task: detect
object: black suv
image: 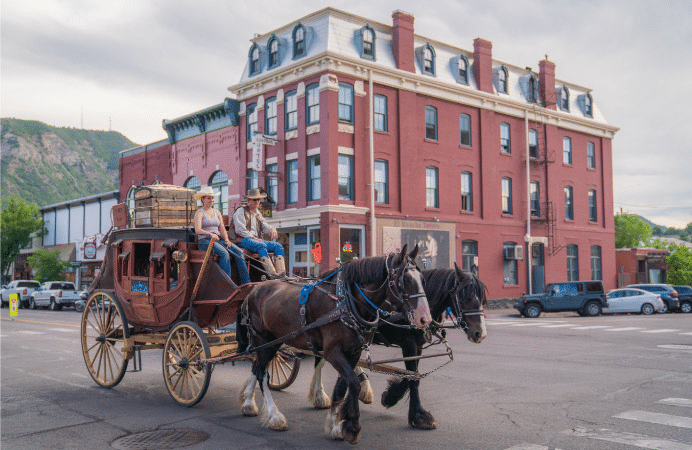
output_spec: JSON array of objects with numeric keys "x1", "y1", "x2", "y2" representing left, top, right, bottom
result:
[
  {"x1": 627, "y1": 284, "x2": 680, "y2": 313},
  {"x1": 515, "y1": 281, "x2": 607, "y2": 318},
  {"x1": 672, "y1": 285, "x2": 692, "y2": 313}
]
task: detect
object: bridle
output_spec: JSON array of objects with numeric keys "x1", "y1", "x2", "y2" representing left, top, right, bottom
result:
[
  {"x1": 383, "y1": 253, "x2": 427, "y2": 325},
  {"x1": 447, "y1": 279, "x2": 485, "y2": 333}
]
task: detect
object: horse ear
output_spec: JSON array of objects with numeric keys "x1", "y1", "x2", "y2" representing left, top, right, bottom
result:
[
  {"x1": 409, "y1": 243, "x2": 419, "y2": 260},
  {"x1": 454, "y1": 262, "x2": 463, "y2": 277}
]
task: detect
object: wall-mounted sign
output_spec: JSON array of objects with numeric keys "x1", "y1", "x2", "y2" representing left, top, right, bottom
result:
[{"x1": 84, "y1": 242, "x2": 97, "y2": 259}]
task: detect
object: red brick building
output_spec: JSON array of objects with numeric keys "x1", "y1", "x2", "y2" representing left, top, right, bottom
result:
[{"x1": 120, "y1": 8, "x2": 618, "y2": 298}]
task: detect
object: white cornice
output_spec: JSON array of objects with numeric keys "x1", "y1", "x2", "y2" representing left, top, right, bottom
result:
[{"x1": 265, "y1": 204, "x2": 369, "y2": 229}]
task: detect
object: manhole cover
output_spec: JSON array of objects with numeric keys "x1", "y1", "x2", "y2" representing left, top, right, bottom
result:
[{"x1": 112, "y1": 429, "x2": 210, "y2": 449}]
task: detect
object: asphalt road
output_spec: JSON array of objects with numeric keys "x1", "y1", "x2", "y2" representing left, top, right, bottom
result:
[{"x1": 1, "y1": 308, "x2": 691, "y2": 449}]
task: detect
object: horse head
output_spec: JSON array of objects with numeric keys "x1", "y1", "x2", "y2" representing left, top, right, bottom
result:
[
  {"x1": 452, "y1": 262, "x2": 487, "y2": 343},
  {"x1": 386, "y1": 244, "x2": 432, "y2": 329}
]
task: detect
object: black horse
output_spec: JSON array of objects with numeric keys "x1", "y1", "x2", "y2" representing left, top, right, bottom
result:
[
  {"x1": 307, "y1": 263, "x2": 487, "y2": 430},
  {"x1": 236, "y1": 245, "x2": 432, "y2": 444}
]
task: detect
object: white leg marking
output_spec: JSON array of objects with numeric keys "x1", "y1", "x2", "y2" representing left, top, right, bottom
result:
[
  {"x1": 324, "y1": 403, "x2": 344, "y2": 440},
  {"x1": 239, "y1": 373, "x2": 259, "y2": 416},
  {"x1": 260, "y1": 376, "x2": 287, "y2": 431},
  {"x1": 308, "y1": 359, "x2": 331, "y2": 409}
]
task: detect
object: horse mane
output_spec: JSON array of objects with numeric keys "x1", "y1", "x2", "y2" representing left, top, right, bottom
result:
[{"x1": 319, "y1": 255, "x2": 389, "y2": 286}]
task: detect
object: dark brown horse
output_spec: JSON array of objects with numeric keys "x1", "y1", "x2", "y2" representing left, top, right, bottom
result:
[
  {"x1": 236, "y1": 245, "x2": 432, "y2": 444},
  {"x1": 308, "y1": 263, "x2": 487, "y2": 429}
]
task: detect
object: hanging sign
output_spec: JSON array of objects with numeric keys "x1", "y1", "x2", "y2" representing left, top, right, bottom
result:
[{"x1": 311, "y1": 242, "x2": 322, "y2": 263}]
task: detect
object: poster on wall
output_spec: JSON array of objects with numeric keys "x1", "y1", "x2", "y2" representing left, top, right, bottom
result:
[{"x1": 382, "y1": 226, "x2": 451, "y2": 269}]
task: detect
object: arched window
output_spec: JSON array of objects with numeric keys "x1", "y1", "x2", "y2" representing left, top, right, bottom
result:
[
  {"x1": 423, "y1": 44, "x2": 436, "y2": 75},
  {"x1": 498, "y1": 66, "x2": 508, "y2": 94},
  {"x1": 185, "y1": 176, "x2": 201, "y2": 205},
  {"x1": 292, "y1": 23, "x2": 306, "y2": 59},
  {"x1": 560, "y1": 85, "x2": 570, "y2": 111},
  {"x1": 458, "y1": 54, "x2": 469, "y2": 85},
  {"x1": 527, "y1": 74, "x2": 538, "y2": 103},
  {"x1": 249, "y1": 44, "x2": 261, "y2": 76},
  {"x1": 267, "y1": 36, "x2": 279, "y2": 69},
  {"x1": 361, "y1": 25, "x2": 375, "y2": 60},
  {"x1": 584, "y1": 93, "x2": 593, "y2": 117},
  {"x1": 209, "y1": 171, "x2": 229, "y2": 214}
]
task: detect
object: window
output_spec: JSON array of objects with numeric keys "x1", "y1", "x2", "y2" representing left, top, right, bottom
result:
[
  {"x1": 529, "y1": 129, "x2": 538, "y2": 158},
  {"x1": 563, "y1": 136, "x2": 572, "y2": 165},
  {"x1": 246, "y1": 169, "x2": 259, "y2": 190},
  {"x1": 426, "y1": 166, "x2": 439, "y2": 208},
  {"x1": 286, "y1": 160, "x2": 298, "y2": 204},
  {"x1": 249, "y1": 44, "x2": 260, "y2": 76},
  {"x1": 361, "y1": 25, "x2": 375, "y2": 60},
  {"x1": 560, "y1": 86, "x2": 569, "y2": 111},
  {"x1": 584, "y1": 93, "x2": 593, "y2": 117},
  {"x1": 185, "y1": 176, "x2": 201, "y2": 192},
  {"x1": 338, "y1": 83, "x2": 354, "y2": 123},
  {"x1": 338, "y1": 154, "x2": 353, "y2": 200},
  {"x1": 527, "y1": 74, "x2": 538, "y2": 102},
  {"x1": 209, "y1": 171, "x2": 229, "y2": 214},
  {"x1": 247, "y1": 103, "x2": 257, "y2": 141},
  {"x1": 587, "y1": 142, "x2": 596, "y2": 169},
  {"x1": 285, "y1": 90, "x2": 297, "y2": 130},
  {"x1": 500, "y1": 123, "x2": 511, "y2": 154},
  {"x1": 458, "y1": 54, "x2": 469, "y2": 85},
  {"x1": 498, "y1": 66, "x2": 508, "y2": 94},
  {"x1": 503, "y1": 242, "x2": 518, "y2": 285},
  {"x1": 423, "y1": 44, "x2": 435, "y2": 75},
  {"x1": 374, "y1": 94, "x2": 387, "y2": 132},
  {"x1": 530, "y1": 181, "x2": 540, "y2": 217},
  {"x1": 308, "y1": 155, "x2": 320, "y2": 201},
  {"x1": 564, "y1": 186, "x2": 573, "y2": 220},
  {"x1": 265, "y1": 97, "x2": 277, "y2": 135},
  {"x1": 306, "y1": 83, "x2": 320, "y2": 125},
  {"x1": 566, "y1": 244, "x2": 578, "y2": 281},
  {"x1": 293, "y1": 23, "x2": 306, "y2": 59},
  {"x1": 588, "y1": 189, "x2": 597, "y2": 222},
  {"x1": 425, "y1": 106, "x2": 437, "y2": 140},
  {"x1": 462, "y1": 240, "x2": 478, "y2": 271},
  {"x1": 268, "y1": 36, "x2": 279, "y2": 69},
  {"x1": 502, "y1": 177, "x2": 513, "y2": 214},
  {"x1": 591, "y1": 246, "x2": 602, "y2": 280},
  {"x1": 374, "y1": 159, "x2": 388, "y2": 204},
  {"x1": 461, "y1": 172, "x2": 472, "y2": 211},
  {"x1": 266, "y1": 164, "x2": 278, "y2": 203},
  {"x1": 460, "y1": 113, "x2": 471, "y2": 146}
]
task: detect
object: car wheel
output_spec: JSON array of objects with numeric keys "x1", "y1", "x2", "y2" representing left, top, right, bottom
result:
[
  {"x1": 29, "y1": 298, "x2": 37, "y2": 310},
  {"x1": 525, "y1": 303, "x2": 542, "y2": 318},
  {"x1": 49, "y1": 298, "x2": 58, "y2": 311},
  {"x1": 640, "y1": 303, "x2": 654, "y2": 315},
  {"x1": 679, "y1": 301, "x2": 692, "y2": 314},
  {"x1": 584, "y1": 301, "x2": 602, "y2": 317},
  {"x1": 659, "y1": 305, "x2": 668, "y2": 314},
  {"x1": 75, "y1": 302, "x2": 84, "y2": 313}
]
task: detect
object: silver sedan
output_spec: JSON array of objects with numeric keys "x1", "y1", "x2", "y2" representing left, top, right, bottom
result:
[{"x1": 603, "y1": 288, "x2": 665, "y2": 315}]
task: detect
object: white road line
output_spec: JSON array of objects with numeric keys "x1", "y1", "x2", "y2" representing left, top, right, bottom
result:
[
  {"x1": 16, "y1": 330, "x2": 43, "y2": 335},
  {"x1": 507, "y1": 323, "x2": 541, "y2": 327},
  {"x1": 640, "y1": 329, "x2": 681, "y2": 334},
  {"x1": 570, "y1": 326, "x2": 612, "y2": 330},
  {"x1": 539, "y1": 324, "x2": 575, "y2": 328},
  {"x1": 658, "y1": 345, "x2": 692, "y2": 352},
  {"x1": 606, "y1": 327, "x2": 644, "y2": 331},
  {"x1": 680, "y1": 332, "x2": 692, "y2": 336},
  {"x1": 658, "y1": 398, "x2": 692, "y2": 408},
  {"x1": 505, "y1": 444, "x2": 560, "y2": 450},
  {"x1": 563, "y1": 427, "x2": 692, "y2": 450},
  {"x1": 47, "y1": 327, "x2": 78, "y2": 333},
  {"x1": 614, "y1": 410, "x2": 692, "y2": 429}
]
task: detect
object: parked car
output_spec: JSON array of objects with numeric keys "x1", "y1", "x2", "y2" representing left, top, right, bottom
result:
[
  {"x1": 515, "y1": 280, "x2": 608, "y2": 318},
  {"x1": 603, "y1": 288, "x2": 665, "y2": 315},
  {"x1": 30, "y1": 281, "x2": 82, "y2": 310},
  {"x1": 1, "y1": 280, "x2": 42, "y2": 308},
  {"x1": 672, "y1": 285, "x2": 692, "y2": 313},
  {"x1": 627, "y1": 284, "x2": 680, "y2": 313}
]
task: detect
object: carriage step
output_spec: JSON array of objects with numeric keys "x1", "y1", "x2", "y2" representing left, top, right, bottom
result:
[{"x1": 129, "y1": 346, "x2": 143, "y2": 372}]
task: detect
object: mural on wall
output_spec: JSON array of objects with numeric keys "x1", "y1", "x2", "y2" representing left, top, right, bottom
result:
[{"x1": 380, "y1": 219, "x2": 456, "y2": 269}]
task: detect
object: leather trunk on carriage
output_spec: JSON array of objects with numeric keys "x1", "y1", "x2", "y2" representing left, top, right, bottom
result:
[{"x1": 133, "y1": 184, "x2": 196, "y2": 228}]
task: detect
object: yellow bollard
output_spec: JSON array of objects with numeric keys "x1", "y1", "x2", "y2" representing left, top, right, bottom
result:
[{"x1": 9, "y1": 293, "x2": 19, "y2": 317}]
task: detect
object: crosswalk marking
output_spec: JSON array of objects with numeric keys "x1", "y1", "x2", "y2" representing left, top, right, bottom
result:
[
  {"x1": 563, "y1": 427, "x2": 692, "y2": 450},
  {"x1": 570, "y1": 325, "x2": 612, "y2": 330},
  {"x1": 640, "y1": 329, "x2": 680, "y2": 334},
  {"x1": 658, "y1": 398, "x2": 692, "y2": 408},
  {"x1": 614, "y1": 410, "x2": 692, "y2": 429},
  {"x1": 505, "y1": 445, "x2": 561, "y2": 450}
]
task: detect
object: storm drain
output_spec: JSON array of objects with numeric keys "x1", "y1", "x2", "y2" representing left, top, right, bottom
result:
[{"x1": 111, "y1": 429, "x2": 210, "y2": 449}]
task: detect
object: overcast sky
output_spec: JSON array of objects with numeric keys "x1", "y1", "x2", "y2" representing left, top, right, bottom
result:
[{"x1": 2, "y1": 0, "x2": 691, "y2": 227}]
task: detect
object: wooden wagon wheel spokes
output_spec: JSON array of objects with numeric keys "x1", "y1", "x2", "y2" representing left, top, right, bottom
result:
[
  {"x1": 162, "y1": 321, "x2": 211, "y2": 407},
  {"x1": 81, "y1": 291, "x2": 130, "y2": 388},
  {"x1": 268, "y1": 348, "x2": 301, "y2": 391}
]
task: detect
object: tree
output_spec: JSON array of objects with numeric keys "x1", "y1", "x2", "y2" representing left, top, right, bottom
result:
[
  {"x1": 614, "y1": 213, "x2": 652, "y2": 248},
  {"x1": 1, "y1": 197, "x2": 45, "y2": 277},
  {"x1": 26, "y1": 249, "x2": 69, "y2": 283},
  {"x1": 666, "y1": 244, "x2": 692, "y2": 286}
]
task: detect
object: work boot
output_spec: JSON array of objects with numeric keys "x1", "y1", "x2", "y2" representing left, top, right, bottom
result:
[
  {"x1": 259, "y1": 256, "x2": 280, "y2": 279},
  {"x1": 273, "y1": 255, "x2": 296, "y2": 280}
]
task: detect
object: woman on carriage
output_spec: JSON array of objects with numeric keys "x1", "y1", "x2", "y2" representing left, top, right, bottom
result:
[{"x1": 193, "y1": 186, "x2": 251, "y2": 285}]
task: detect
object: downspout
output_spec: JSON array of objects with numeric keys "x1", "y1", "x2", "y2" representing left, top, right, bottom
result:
[
  {"x1": 525, "y1": 109, "x2": 532, "y2": 294},
  {"x1": 369, "y1": 69, "x2": 377, "y2": 257}
]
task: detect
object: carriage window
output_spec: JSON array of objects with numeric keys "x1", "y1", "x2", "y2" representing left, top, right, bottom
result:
[{"x1": 133, "y1": 243, "x2": 151, "y2": 277}]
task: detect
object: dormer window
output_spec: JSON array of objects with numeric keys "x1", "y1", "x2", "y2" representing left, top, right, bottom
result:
[
  {"x1": 293, "y1": 23, "x2": 306, "y2": 59},
  {"x1": 423, "y1": 44, "x2": 435, "y2": 75},
  {"x1": 498, "y1": 66, "x2": 508, "y2": 94},
  {"x1": 527, "y1": 74, "x2": 538, "y2": 103},
  {"x1": 360, "y1": 25, "x2": 375, "y2": 60},
  {"x1": 458, "y1": 54, "x2": 469, "y2": 85},
  {"x1": 584, "y1": 93, "x2": 593, "y2": 117},
  {"x1": 560, "y1": 85, "x2": 570, "y2": 111},
  {"x1": 249, "y1": 44, "x2": 261, "y2": 76},
  {"x1": 267, "y1": 36, "x2": 279, "y2": 69}
]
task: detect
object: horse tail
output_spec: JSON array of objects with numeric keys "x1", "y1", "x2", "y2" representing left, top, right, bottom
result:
[{"x1": 236, "y1": 303, "x2": 250, "y2": 353}]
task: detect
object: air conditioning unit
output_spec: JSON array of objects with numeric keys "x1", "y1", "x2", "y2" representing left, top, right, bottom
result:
[{"x1": 504, "y1": 245, "x2": 524, "y2": 260}]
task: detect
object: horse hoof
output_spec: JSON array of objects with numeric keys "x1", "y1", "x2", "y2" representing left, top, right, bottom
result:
[
  {"x1": 410, "y1": 411, "x2": 437, "y2": 430},
  {"x1": 325, "y1": 410, "x2": 344, "y2": 440},
  {"x1": 241, "y1": 402, "x2": 259, "y2": 417},
  {"x1": 309, "y1": 391, "x2": 332, "y2": 409},
  {"x1": 359, "y1": 380, "x2": 374, "y2": 404},
  {"x1": 342, "y1": 423, "x2": 362, "y2": 444},
  {"x1": 264, "y1": 415, "x2": 288, "y2": 431}
]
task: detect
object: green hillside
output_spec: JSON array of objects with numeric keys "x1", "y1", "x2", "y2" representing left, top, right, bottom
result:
[{"x1": 1, "y1": 118, "x2": 138, "y2": 207}]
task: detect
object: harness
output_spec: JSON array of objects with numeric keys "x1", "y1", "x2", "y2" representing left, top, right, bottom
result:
[{"x1": 443, "y1": 279, "x2": 485, "y2": 333}]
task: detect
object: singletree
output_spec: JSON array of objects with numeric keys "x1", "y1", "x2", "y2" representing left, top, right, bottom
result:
[
  {"x1": 1, "y1": 197, "x2": 44, "y2": 278},
  {"x1": 614, "y1": 213, "x2": 652, "y2": 248},
  {"x1": 26, "y1": 249, "x2": 69, "y2": 283}
]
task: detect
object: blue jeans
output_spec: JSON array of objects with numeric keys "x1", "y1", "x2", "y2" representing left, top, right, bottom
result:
[
  {"x1": 198, "y1": 238, "x2": 251, "y2": 285},
  {"x1": 238, "y1": 238, "x2": 285, "y2": 259}
]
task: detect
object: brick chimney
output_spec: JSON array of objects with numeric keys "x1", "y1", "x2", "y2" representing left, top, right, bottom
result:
[
  {"x1": 539, "y1": 57, "x2": 556, "y2": 110},
  {"x1": 473, "y1": 38, "x2": 493, "y2": 93},
  {"x1": 392, "y1": 10, "x2": 415, "y2": 73}
]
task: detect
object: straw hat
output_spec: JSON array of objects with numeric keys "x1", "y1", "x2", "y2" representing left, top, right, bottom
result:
[
  {"x1": 246, "y1": 188, "x2": 267, "y2": 200},
  {"x1": 193, "y1": 186, "x2": 219, "y2": 201}
]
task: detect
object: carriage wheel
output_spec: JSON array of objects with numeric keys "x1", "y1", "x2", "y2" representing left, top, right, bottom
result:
[
  {"x1": 162, "y1": 321, "x2": 212, "y2": 407},
  {"x1": 268, "y1": 348, "x2": 301, "y2": 391},
  {"x1": 81, "y1": 290, "x2": 130, "y2": 388}
]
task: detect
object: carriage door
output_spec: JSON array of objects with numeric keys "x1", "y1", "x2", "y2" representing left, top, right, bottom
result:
[{"x1": 531, "y1": 243, "x2": 545, "y2": 294}]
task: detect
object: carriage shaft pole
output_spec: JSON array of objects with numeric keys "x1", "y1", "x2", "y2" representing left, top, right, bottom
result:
[{"x1": 360, "y1": 351, "x2": 451, "y2": 366}]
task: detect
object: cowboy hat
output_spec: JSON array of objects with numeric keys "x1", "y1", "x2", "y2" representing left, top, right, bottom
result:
[
  {"x1": 193, "y1": 186, "x2": 220, "y2": 200},
  {"x1": 246, "y1": 188, "x2": 267, "y2": 200}
]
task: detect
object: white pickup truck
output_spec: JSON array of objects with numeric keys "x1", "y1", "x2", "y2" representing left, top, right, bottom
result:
[
  {"x1": 30, "y1": 281, "x2": 81, "y2": 310},
  {"x1": 1, "y1": 280, "x2": 42, "y2": 308}
]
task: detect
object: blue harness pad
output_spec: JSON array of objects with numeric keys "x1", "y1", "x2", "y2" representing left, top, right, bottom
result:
[{"x1": 299, "y1": 268, "x2": 341, "y2": 305}]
